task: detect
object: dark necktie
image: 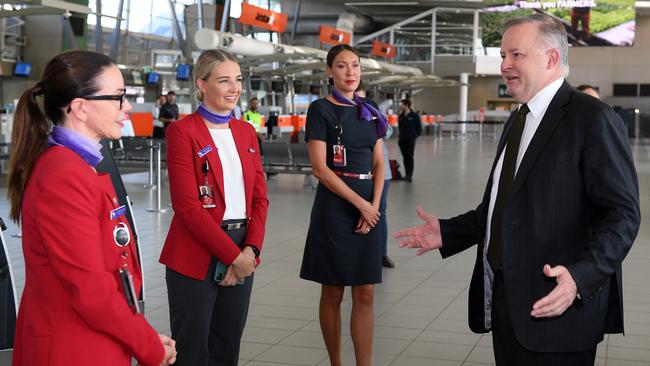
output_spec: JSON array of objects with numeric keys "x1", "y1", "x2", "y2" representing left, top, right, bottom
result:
[{"x1": 487, "y1": 104, "x2": 529, "y2": 271}]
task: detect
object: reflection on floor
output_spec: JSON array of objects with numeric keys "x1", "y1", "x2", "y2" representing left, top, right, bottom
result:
[{"x1": 4, "y1": 134, "x2": 650, "y2": 365}]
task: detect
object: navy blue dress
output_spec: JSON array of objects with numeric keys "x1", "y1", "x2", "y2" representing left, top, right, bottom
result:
[{"x1": 300, "y1": 98, "x2": 382, "y2": 286}]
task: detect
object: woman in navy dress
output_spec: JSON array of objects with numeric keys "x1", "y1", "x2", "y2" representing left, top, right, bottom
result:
[{"x1": 300, "y1": 44, "x2": 387, "y2": 366}]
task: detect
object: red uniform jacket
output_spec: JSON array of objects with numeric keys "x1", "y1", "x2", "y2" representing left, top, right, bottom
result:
[
  {"x1": 13, "y1": 146, "x2": 164, "y2": 366},
  {"x1": 160, "y1": 112, "x2": 269, "y2": 280}
]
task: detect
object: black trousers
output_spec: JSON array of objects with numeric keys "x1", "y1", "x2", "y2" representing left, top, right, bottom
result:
[
  {"x1": 491, "y1": 272, "x2": 597, "y2": 366},
  {"x1": 166, "y1": 226, "x2": 254, "y2": 366},
  {"x1": 398, "y1": 138, "x2": 416, "y2": 178}
]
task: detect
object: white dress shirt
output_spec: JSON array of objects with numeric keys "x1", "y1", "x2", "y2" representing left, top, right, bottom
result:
[
  {"x1": 485, "y1": 77, "x2": 564, "y2": 248},
  {"x1": 209, "y1": 128, "x2": 247, "y2": 220}
]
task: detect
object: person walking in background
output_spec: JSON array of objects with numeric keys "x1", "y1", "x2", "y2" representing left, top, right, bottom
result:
[
  {"x1": 8, "y1": 50, "x2": 176, "y2": 366},
  {"x1": 396, "y1": 14, "x2": 639, "y2": 365},
  {"x1": 300, "y1": 44, "x2": 387, "y2": 366},
  {"x1": 161, "y1": 49, "x2": 268, "y2": 366},
  {"x1": 397, "y1": 99, "x2": 421, "y2": 182}
]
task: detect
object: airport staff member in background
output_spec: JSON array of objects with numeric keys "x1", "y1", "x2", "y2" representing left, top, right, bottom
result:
[
  {"x1": 396, "y1": 14, "x2": 639, "y2": 366},
  {"x1": 300, "y1": 44, "x2": 387, "y2": 366},
  {"x1": 159, "y1": 90, "x2": 179, "y2": 128},
  {"x1": 397, "y1": 99, "x2": 421, "y2": 182},
  {"x1": 153, "y1": 94, "x2": 167, "y2": 138},
  {"x1": 161, "y1": 49, "x2": 268, "y2": 366},
  {"x1": 243, "y1": 97, "x2": 262, "y2": 132},
  {"x1": 8, "y1": 50, "x2": 176, "y2": 366}
]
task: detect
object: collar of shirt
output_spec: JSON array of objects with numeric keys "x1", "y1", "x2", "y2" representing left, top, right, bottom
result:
[{"x1": 524, "y1": 77, "x2": 564, "y2": 120}]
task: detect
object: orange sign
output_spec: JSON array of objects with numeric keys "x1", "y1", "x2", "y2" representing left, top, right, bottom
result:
[
  {"x1": 371, "y1": 40, "x2": 396, "y2": 59},
  {"x1": 319, "y1": 25, "x2": 351, "y2": 45},
  {"x1": 239, "y1": 3, "x2": 287, "y2": 33}
]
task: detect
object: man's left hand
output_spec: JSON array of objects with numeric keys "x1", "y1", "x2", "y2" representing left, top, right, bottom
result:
[{"x1": 531, "y1": 264, "x2": 578, "y2": 318}]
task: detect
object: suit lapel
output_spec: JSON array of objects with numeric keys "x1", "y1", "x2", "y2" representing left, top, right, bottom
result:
[
  {"x1": 509, "y1": 81, "x2": 571, "y2": 199},
  {"x1": 191, "y1": 113, "x2": 225, "y2": 198}
]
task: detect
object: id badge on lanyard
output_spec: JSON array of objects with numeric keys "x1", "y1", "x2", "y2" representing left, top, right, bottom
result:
[
  {"x1": 332, "y1": 123, "x2": 346, "y2": 167},
  {"x1": 199, "y1": 160, "x2": 217, "y2": 208}
]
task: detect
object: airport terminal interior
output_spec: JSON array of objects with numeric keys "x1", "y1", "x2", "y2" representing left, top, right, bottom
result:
[{"x1": 1, "y1": 0, "x2": 650, "y2": 365}]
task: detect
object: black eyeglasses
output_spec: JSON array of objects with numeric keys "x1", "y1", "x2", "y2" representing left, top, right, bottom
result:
[
  {"x1": 67, "y1": 93, "x2": 127, "y2": 113},
  {"x1": 82, "y1": 93, "x2": 127, "y2": 109}
]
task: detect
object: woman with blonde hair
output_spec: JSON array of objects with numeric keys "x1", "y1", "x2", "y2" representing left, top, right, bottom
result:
[{"x1": 160, "y1": 49, "x2": 268, "y2": 366}]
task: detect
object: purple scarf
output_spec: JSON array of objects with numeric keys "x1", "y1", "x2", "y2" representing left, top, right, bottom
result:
[
  {"x1": 331, "y1": 88, "x2": 388, "y2": 137},
  {"x1": 197, "y1": 104, "x2": 232, "y2": 124},
  {"x1": 48, "y1": 126, "x2": 103, "y2": 167}
]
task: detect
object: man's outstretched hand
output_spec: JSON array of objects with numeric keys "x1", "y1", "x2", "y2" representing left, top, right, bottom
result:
[{"x1": 395, "y1": 206, "x2": 442, "y2": 256}]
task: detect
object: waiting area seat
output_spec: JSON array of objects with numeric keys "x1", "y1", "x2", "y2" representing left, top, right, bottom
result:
[{"x1": 261, "y1": 141, "x2": 312, "y2": 175}]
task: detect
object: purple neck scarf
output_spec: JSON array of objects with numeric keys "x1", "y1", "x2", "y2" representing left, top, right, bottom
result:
[
  {"x1": 48, "y1": 126, "x2": 103, "y2": 167},
  {"x1": 331, "y1": 88, "x2": 388, "y2": 137},
  {"x1": 197, "y1": 104, "x2": 232, "y2": 124}
]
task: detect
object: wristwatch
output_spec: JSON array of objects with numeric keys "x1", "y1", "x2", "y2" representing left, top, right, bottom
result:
[{"x1": 245, "y1": 245, "x2": 260, "y2": 257}]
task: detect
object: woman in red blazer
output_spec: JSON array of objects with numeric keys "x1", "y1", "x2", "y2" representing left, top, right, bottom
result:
[
  {"x1": 160, "y1": 49, "x2": 268, "y2": 366},
  {"x1": 8, "y1": 50, "x2": 176, "y2": 365}
]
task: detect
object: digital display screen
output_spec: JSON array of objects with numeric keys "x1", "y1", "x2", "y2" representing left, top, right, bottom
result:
[
  {"x1": 176, "y1": 64, "x2": 190, "y2": 81},
  {"x1": 13, "y1": 62, "x2": 32, "y2": 77},
  {"x1": 147, "y1": 72, "x2": 160, "y2": 85},
  {"x1": 482, "y1": 1, "x2": 636, "y2": 47}
]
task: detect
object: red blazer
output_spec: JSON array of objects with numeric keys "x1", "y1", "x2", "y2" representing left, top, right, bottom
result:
[
  {"x1": 160, "y1": 112, "x2": 268, "y2": 280},
  {"x1": 13, "y1": 147, "x2": 164, "y2": 366}
]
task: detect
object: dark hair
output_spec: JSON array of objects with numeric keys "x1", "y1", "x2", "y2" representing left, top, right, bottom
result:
[
  {"x1": 249, "y1": 97, "x2": 258, "y2": 102},
  {"x1": 8, "y1": 50, "x2": 116, "y2": 223},
  {"x1": 167, "y1": 91, "x2": 176, "y2": 96},
  {"x1": 355, "y1": 81, "x2": 366, "y2": 93},
  {"x1": 576, "y1": 84, "x2": 596, "y2": 92},
  {"x1": 326, "y1": 44, "x2": 360, "y2": 86},
  {"x1": 326, "y1": 44, "x2": 360, "y2": 67},
  {"x1": 400, "y1": 99, "x2": 412, "y2": 108}
]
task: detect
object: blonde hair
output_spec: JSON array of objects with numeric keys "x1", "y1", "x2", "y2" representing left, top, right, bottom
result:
[{"x1": 194, "y1": 49, "x2": 238, "y2": 102}]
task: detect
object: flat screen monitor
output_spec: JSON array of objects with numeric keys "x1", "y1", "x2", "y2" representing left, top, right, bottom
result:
[
  {"x1": 176, "y1": 64, "x2": 190, "y2": 81},
  {"x1": 482, "y1": 0, "x2": 636, "y2": 47},
  {"x1": 13, "y1": 62, "x2": 32, "y2": 77},
  {"x1": 147, "y1": 72, "x2": 160, "y2": 85}
]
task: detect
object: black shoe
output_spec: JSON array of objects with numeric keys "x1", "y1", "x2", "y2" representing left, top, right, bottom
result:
[
  {"x1": 405, "y1": 176, "x2": 412, "y2": 183},
  {"x1": 382, "y1": 255, "x2": 395, "y2": 268}
]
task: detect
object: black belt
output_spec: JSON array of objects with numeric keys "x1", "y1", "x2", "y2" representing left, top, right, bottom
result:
[{"x1": 221, "y1": 219, "x2": 246, "y2": 231}]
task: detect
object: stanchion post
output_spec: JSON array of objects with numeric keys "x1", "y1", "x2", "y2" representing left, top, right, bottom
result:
[
  {"x1": 147, "y1": 141, "x2": 167, "y2": 213},
  {"x1": 145, "y1": 139, "x2": 155, "y2": 189}
]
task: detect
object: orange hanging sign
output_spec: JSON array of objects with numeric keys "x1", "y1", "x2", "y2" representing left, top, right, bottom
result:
[
  {"x1": 239, "y1": 3, "x2": 288, "y2": 33},
  {"x1": 319, "y1": 25, "x2": 351, "y2": 45},
  {"x1": 371, "y1": 40, "x2": 396, "y2": 59}
]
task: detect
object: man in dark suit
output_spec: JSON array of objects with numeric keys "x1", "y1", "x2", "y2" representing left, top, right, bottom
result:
[{"x1": 395, "y1": 14, "x2": 639, "y2": 365}]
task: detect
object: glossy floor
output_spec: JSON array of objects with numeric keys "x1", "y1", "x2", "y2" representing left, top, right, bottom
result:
[{"x1": 3, "y1": 133, "x2": 650, "y2": 365}]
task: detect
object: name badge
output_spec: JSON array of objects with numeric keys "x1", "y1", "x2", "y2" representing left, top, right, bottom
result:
[
  {"x1": 197, "y1": 145, "x2": 213, "y2": 158},
  {"x1": 110, "y1": 205, "x2": 127, "y2": 220}
]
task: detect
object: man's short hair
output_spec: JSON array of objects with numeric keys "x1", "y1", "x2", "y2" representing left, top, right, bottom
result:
[
  {"x1": 167, "y1": 91, "x2": 176, "y2": 96},
  {"x1": 577, "y1": 84, "x2": 596, "y2": 92},
  {"x1": 400, "y1": 99, "x2": 412, "y2": 108},
  {"x1": 249, "y1": 97, "x2": 258, "y2": 102},
  {"x1": 503, "y1": 14, "x2": 570, "y2": 77}
]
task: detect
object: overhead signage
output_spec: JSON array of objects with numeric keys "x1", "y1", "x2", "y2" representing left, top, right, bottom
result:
[
  {"x1": 239, "y1": 3, "x2": 287, "y2": 33},
  {"x1": 319, "y1": 25, "x2": 351, "y2": 45},
  {"x1": 371, "y1": 40, "x2": 396, "y2": 59}
]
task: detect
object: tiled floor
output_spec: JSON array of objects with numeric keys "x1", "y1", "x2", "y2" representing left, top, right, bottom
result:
[{"x1": 3, "y1": 132, "x2": 650, "y2": 365}]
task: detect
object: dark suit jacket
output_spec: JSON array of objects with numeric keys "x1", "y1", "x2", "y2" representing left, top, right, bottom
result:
[
  {"x1": 160, "y1": 112, "x2": 269, "y2": 280},
  {"x1": 439, "y1": 81, "x2": 640, "y2": 352}
]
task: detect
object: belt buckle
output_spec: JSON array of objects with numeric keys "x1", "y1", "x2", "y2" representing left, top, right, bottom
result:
[
  {"x1": 226, "y1": 223, "x2": 238, "y2": 230},
  {"x1": 359, "y1": 173, "x2": 372, "y2": 180}
]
